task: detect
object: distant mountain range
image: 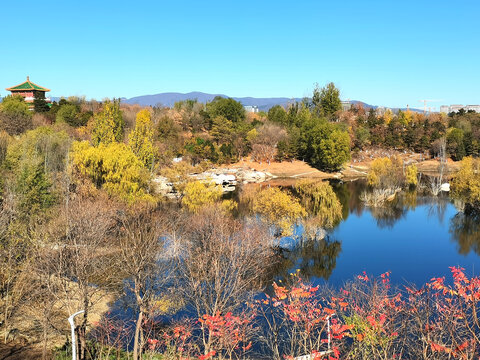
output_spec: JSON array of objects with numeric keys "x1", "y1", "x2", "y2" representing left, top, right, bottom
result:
[
  {"x1": 121, "y1": 91, "x2": 303, "y2": 111},
  {"x1": 121, "y1": 91, "x2": 421, "y2": 112}
]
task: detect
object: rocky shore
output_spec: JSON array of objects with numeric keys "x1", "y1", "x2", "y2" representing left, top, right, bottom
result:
[{"x1": 153, "y1": 167, "x2": 274, "y2": 197}]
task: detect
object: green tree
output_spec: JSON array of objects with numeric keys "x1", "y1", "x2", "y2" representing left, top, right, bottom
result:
[
  {"x1": 206, "y1": 97, "x2": 245, "y2": 123},
  {"x1": 128, "y1": 109, "x2": 156, "y2": 169},
  {"x1": 268, "y1": 105, "x2": 287, "y2": 125},
  {"x1": 92, "y1": 99, "x2": 124, "y2": 146},
  {"x1": 56, "y1": 104, "x2": 79, "y2": 126},
  {"x1": 299, "y1": 118, "x2": 350, "y2": 172},
  {"x1": 15, "y1": 159, "x2": 55, "y2": 217},
  {"x1": 33, "y1": 93, "x2": 50, "y2": 113},
  {"x1": 319, "y1": 82, "x2": 342, "y2": 117},
  {"x1": 210, "y1": 116, "x2": 233, "y2": 144},
  {"x1": 0, "y1": 95, "x2": 32, "y2": 135},
  {"x1": 447, "y1": 128, "x2": 465, "y2": 161}
]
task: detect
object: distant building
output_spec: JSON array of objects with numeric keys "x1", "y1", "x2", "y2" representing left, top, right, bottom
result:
[
  {"x1": 341, "y1": 101, "x2": 352, "y2": 111},
  {"x1": 439, "y1": 105, "x2": 450, "y2": 113},
  {"x1": 375, "y1": 106, "x2": 392, "y2": 116},
  {"x1": 440, "y1": 104, "x2": 480, "y2": 113},
  {"x1": 244, "y1": 105, "x2": 259, "y2": 113},
  {"x1": 6, "y1": 76, "x2": 51, "y2": 109},
  {"x1": 466, "y1": 105, "x2": 480, "y2": 113}
]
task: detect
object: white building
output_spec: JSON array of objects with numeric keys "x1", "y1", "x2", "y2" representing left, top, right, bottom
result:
[
  {"x1": 244, "y1": 105, "x2": 259, "y2": 113},
  {"x1": 439, "y1": 104, "x2": 480, "y2": 113},
  {"x1": 466, "y1": 105, "x2": 480, "y2": 113}
]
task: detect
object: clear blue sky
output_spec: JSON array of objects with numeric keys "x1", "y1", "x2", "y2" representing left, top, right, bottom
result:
[{"x1": 1, "y1": 0, "x2": 479, "y2": 109}]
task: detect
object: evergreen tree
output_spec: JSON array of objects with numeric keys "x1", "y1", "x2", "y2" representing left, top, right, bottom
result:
[
  {"x1": 299, "y1": 117, "x2": 350, "y2": 171},
  {"x1": 319, "y1": 82, "x2": 342, "y2": 117},
  {"x1": 33, "y1": 93, "x2": 50, "y2": 113},
  {"x1": 16, "y1": 160, "x2": 55, "y2": 217}
]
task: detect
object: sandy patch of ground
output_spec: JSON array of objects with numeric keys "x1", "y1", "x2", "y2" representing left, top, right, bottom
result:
[
  {"x1": 229, "y1": 150, "x2": 461, "y2": 181},
  {"x1": 228, "y1": 158, "x2": 337, "y2": 179}
]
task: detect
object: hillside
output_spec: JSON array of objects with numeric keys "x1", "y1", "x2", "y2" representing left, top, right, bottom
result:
[{"x1": 122, "y1": 91, "x2": 303, "y2": 110}]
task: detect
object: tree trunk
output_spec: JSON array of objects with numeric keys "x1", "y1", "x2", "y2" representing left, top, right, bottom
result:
[{"x1": 133, "y1": 310, "x2": 143, "y2": 360}]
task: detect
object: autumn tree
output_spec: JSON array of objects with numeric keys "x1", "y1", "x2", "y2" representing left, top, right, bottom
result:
[
  {"x1": 128, "y1": 109, "x2": 156, "y2": 169},
  {"x1": 71, "y1": 141, "x2": 154, "y2": 203},
  {"x1": 405, "y1": 164, "x2": 418, "y2": 187},
  {"x1": 210, "y1": 116, "x2": 234, "y2": 145},
  {"x1": 0, "y1": 95, "x2": 33, "y2": 135},
  {"x1": 451, "y1": 156, "x2": 480, "y2": 211},
  {"x1": 181, "y1": 181, "x2": 222, "y2": 213},
  {"x1": 177, "y1": 207, "x2": 274, "y2": 355},
  {"x1": 367, "y1": 157, "x2": 404, "y2": 189},
  {"x1": 37, "y1": 196, "x2": 117, "y2": 360},
  {"x1": 250, "y1": 123, "x2": 288, "y2": 163},
  {"x1": 92, "y1": 99, "x2": 124, "y2": 145},
  {"x1": 116, "y1": 207, "x2": 175, "y2": 360},
  {"x1": 294, "y1": 179, "x2": 343, "y2": 228},
  {"x1": 252, "y1": 187, "x2": 306, "y2": 236}
]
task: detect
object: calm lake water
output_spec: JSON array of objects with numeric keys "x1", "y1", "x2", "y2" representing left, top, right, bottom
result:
[{"x1": 273, "y1": 180, "x2": 480, "y2": 287}]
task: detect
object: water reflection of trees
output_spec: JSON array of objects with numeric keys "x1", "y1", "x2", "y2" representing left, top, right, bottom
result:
[
  {"x1": 269, "y1": 236, "x2": 341, "y2": 282},
  {"x1": 369, "y1": 202, "x2": 406, "y2": 228},
  {"x1": 331, "y1": 180, "x2": 366, "y2": 219},
  {"x1": 365, "y1": 192, "x2": 450, "y2": 229},
  {"x1": 450, "y1": 212, "x2": 480, "y2": 255}
]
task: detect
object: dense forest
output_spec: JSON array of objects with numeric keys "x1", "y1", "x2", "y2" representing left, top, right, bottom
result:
[{"x1": 1, "y1": 83, "x2": 480, "y2": 359}]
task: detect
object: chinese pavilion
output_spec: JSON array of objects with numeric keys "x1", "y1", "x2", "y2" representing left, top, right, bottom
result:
[{"x1": 5, "y1": 76, "x2": 51, "y2": 108}]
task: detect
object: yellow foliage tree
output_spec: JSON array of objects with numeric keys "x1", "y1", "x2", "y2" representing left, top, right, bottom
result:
[
  {"x1": 91, "y1": 99, "x2": 124, "y2": 146},
  {"x1": 367, "y1": 157, "x2": 392, "y2": 187},
  {"x1": 451, "y1": 157, "x2": 480, "y2": 207},
  {"x1": 405, "y1": 164, "x2": 418, "y2": 187},
  {"x1": 71, "y1": 141, "x2": 154, "y2": 203},
  {"x1": 383, "y1": 109, "x2": 393, "y2": 124},
  {"x1": 252, "y1": 187, "x2": 307, "y2": 236},
  {"x1": 181, "y1": 180, "x2": 223, "y2": 213},
  {"x1": 128, "y1": 109, "x2": 155, "y2": 169},
  {"x1": 294, "y1": 179, "x2": 343, "y2": 228}
]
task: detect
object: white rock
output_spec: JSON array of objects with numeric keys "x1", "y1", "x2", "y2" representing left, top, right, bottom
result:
[{"x1": 440, "y1": 183, "x2": 450, "y2": 192}]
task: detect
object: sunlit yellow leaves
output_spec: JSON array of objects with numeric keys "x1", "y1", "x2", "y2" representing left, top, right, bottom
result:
[
  {"x1": 451, "y1": 156, "x2": 480, "y2": 205},
  {"x1": 128, "y1": 109, "x2": 155, "y2": 169},
  {"x1": 367, "y1": 157, "x2": 392, "y2": 187},
  {"x1": 92, "y1": 99, "x2": 124, "y2": 146},
  {"x1": 405, "y1": 164, "x2": 418, "y2": 187},
  {"x1": 181, "y1": 180, "x2": 223, "y2": 213},
  {"x1": 252, "y1": 187, "x2": 306, "y2": 236},
  {"x1": 71, "y1": 140, "x2": 154, "y2": 203},
  {"x1": 294, "y1": 179, "x2": 342, "y2": 228}
]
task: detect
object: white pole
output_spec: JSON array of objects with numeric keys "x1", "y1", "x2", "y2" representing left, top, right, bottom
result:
[
  {"x1": 327, "y1": 315, "x2": 331, "y2": 351},
  {"x1": 68, "y1": 310, "x2": 85, "y2": 360}
]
